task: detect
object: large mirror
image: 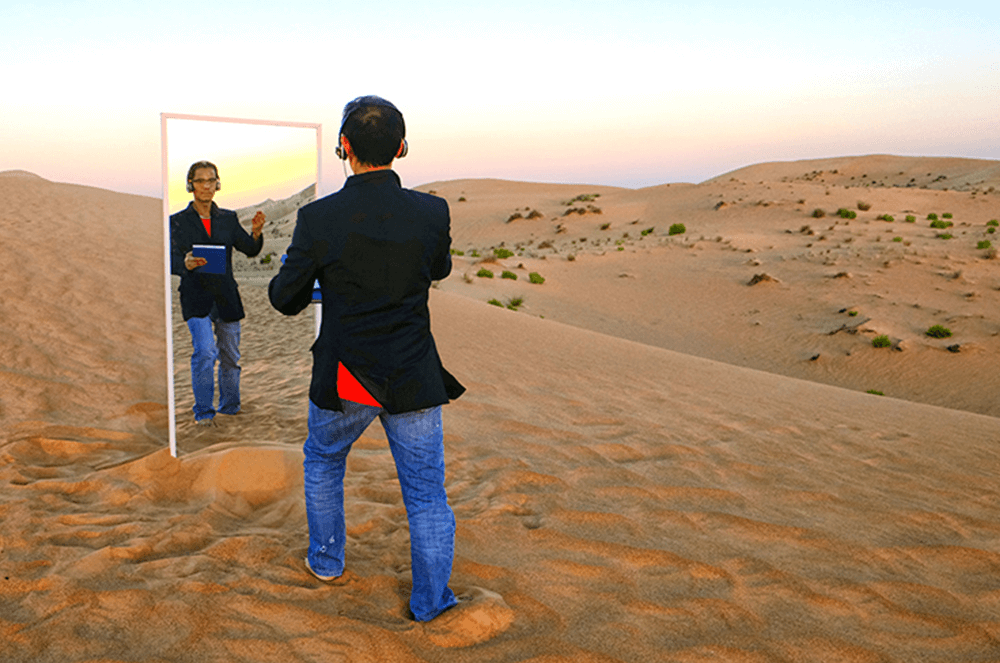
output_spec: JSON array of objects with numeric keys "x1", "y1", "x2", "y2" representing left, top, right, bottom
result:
[{"x1": 161, "y1": 114, "x2": 322, "y2": 456}]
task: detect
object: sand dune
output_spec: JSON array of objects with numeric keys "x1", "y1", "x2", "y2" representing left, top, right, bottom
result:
[
  {"x1": 2, "y1": 159, "x2": 1000, "y2": 662},
  {"x1": 424, "y1": 156, "x2": 1000, "y2": 417}
]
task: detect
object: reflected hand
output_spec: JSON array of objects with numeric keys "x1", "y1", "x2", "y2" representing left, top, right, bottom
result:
[
  {"x1": 185, "y1": 251, "x2": 208, "y2": 271},
  {"x1": 252, "y1": 211, "x2": 265, "y2": 238}
]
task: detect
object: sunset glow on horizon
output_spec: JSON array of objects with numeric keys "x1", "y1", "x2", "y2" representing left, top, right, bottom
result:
[
  {"x1": 2, "y1": 1, "x2": 997, "y2": 198},
  {"x1": 164, "y1": 117, "x2": 319, "y2": 212}
]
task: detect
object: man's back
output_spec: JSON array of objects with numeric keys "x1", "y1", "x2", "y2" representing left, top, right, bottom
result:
[{"x1": 269, "y1": 169, "x2": 463, "y2": 413}]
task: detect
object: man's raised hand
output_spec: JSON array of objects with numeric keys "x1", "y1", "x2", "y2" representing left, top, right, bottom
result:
[{"x1": 252, "y1": 211, "x2": 266, "y2": 239}]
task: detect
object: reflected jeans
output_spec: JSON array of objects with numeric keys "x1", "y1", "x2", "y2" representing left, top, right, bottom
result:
[
  {"x1": 303, "y1": 399, "x2": 457, "y2": 622},
  {"x1": 186, "y1": 316, "x2": 241, "y2": 421}
]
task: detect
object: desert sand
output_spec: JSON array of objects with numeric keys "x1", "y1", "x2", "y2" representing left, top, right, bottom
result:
[{"x1": 2, "y1": 157, "x2": 1000, "y2": 662}]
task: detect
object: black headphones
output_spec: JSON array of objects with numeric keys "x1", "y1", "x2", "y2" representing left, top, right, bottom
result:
[
  {"x1": 186, "y1": 161, "x2": 221, "y2": 192},
  {"x1": 335, "y1": 95, "x2": 408, "y2": 160}
]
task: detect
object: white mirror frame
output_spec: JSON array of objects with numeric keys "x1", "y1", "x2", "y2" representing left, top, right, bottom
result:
[{"x1": 160, "y1": 113, "x2": 322, "y2": 457}]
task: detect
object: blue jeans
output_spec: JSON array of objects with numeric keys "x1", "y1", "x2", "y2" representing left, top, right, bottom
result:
[
  {"x1": 186, "y1": 316, "x2": 241, "y2": 421},
  {"x1": 304, "y1": 399, "x2": 457, "y2": 622}
]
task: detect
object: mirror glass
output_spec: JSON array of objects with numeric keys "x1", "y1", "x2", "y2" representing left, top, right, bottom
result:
[{"x1": 161, "y1": 114, "x2": 321, "y2": 456}]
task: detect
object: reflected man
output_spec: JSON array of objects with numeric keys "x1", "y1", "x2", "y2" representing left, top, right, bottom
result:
[
  {"x1": 170, "y1": 160, "x2": 265, "y2": 425},
  {"x1": 268, "y1": 96, "x2": 465, "y2": 621}
]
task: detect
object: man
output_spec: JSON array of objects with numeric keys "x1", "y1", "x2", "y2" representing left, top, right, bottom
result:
[
  {"x1": 170, "y1": 160, "x2": 265, "y2": 425},
  {"x1": 268, "y1": 96, "x2": 465, "y2": 622}
]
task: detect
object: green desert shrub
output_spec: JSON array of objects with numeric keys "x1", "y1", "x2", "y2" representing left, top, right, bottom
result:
[
  {"x1": 892, "y1": 236, "x2": 903, "y2": 242},
  {"x1": 506, "y1": 297, "x2": 524, "y2": 310},
  {"x1": 857, "y1": 201, "x2": 872, "y2": 211},
  {"x1": 927, "y1": 213, "x2": 939, "y2": 221},
  {"x1": 988, "y1": 219, "x2": 999, "y2": 227},
  {"x1": 493, "y1": 247, "x2": 515, "y2": 259},
  {"x1": 929, "y1": 219, "x2": 952, "y2": 229},
  {"x1": 450, "y1": 248, "x2": 465, "y2": 256},
  {"x1": 837, "y1": 208, "x2": 857, "y2": 219},
  {"x1": 641, "y1": 227, "x2": 655, "y2": 237},
  {"x1": 905, "y1": 215, "x2": 916, "y2": 223},
  {"x1": 978, "y1": 240, "x2": 992, "y2": 250},
  {"x1": 563, "y1": 193, "x2": 600, "y2": 204},
  {"x1": 501, "y1": 270, "x2": 517, "y2": 280},
  {"x1": 487, "y1": 298, "x2": 503, "y2": 307},
  {"x1": 668, "y1": 223, "x2": 686, "y2": 235},
  {"x1": 872, "y1": 335, "x2": 892, "y2": 348},
  {"x1": 470, "y1": 249, "x2": 480, "y2": 257},
  {"x1": 989, "y1": 228, "x2": 997, "y2": 234},
  {"x1": 600, "y1": 222, "x2": 611, "y2": 230},
  {"x1": 528, "y1": 272, "x2": 545, "y2": 284},
  {"x1": 942, "y1": 212, "x2": 953, "y2": 219},
  {"x1": 812, "y1": 208, "x2": 826, "y2": 218},
  {"x1": 866, "y1": 389, "x2": 885, "y2": 396},
  {"x1": 936, "y1": 233, "x2": 954, "y2": 240},
  {"x1": 926, "y1": 325, "x2": 952, "y2": 338},
  {"x1": 876, "y1": 214, "x2": 895, "y2": 222},
  {"x1": 476, "y1": 268, "x2": 494, "y2": 278}
]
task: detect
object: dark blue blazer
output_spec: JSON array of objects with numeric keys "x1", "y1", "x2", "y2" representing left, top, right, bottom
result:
[
  {"x1": 170, "y1": 201, "x2": 263, "y2": 321},
  {"x1": 268, "y1": 170, "x2": 465, "y2": 413}
]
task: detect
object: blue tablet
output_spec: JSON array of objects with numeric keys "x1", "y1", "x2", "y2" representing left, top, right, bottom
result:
[{"x1": 192, "y1": 244, "x2": 226, "y2": 274}]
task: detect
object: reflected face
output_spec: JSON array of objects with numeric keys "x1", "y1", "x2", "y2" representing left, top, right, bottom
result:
[{"x1": 190, "y1": 167, "x2": 218, "y2": 205}]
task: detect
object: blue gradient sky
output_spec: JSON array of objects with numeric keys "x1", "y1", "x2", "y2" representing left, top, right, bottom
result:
[{"x1": 2, "y1": 0, "x2": 997, "y2": 197}]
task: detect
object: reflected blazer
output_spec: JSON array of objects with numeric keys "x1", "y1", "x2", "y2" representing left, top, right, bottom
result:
[
  {"x1": 169, "y1": 201, "x2": 264, "y2": 321},
  {"x1": 268, "y1": 169, "x2": 465, "y2": 414}
]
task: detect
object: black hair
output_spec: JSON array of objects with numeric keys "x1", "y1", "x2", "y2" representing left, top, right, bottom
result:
[
  {"x1": 341, "y1": 101, "x2": 406, "y2": 167},
  {"x1": 187, "y1": 160, "x2": 219, "y2": 183}
]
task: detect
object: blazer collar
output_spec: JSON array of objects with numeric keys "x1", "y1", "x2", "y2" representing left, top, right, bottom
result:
[
  {"x1": 184, "y1": 201, "x2": 217, "y2": 240},
  {"x1": 186, "y1": 200, "x2": 219, "y2": 218},
  {"x1": 344, "y1": 169, "x2": 401, "y2": 189}
]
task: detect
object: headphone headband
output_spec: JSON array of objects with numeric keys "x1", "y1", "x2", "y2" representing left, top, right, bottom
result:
[
  {"x1": 186, "y1": 161, "x2": 221, "y2": 192},
  {"x1": 336, "y1": 95, "x2": 407, "y2": 160}
]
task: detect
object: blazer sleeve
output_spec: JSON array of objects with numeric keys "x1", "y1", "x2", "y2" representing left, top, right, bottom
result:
[
  {"x1": 232, "y1": 213, "x2": 264, "y2": 258},
  {"x1": 169, "y1": 215, "x2": 187, "y2": 277},
  {"x1": 430, "y1": 201, "x2": 453, "y2": 281},
  {"x1": 268, "y1": 209, "x2": 317, "y2": 316}
]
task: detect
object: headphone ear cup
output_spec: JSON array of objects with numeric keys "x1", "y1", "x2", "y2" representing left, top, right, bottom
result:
[{"x1": 398, "y1": 139, "x2": 408, "y2": 159}]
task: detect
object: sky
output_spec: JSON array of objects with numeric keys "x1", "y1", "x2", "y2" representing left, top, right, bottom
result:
[
  {"x1": 164, "y1": 116, "x2": 318, "y2": 210},
  {"x1": 2, "y1": 0, "x2": 998, "y2": 199}
]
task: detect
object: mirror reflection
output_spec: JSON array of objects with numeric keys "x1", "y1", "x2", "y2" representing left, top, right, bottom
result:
[{"x1": 162, "y1": 115, "x2": 321, "y2": 455}]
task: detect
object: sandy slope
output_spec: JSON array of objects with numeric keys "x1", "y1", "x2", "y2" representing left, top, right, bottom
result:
[
  {"x1": 425, "y1": 157, "x2": 1000, "y2": 417},
  {"x1": 2, "y1": 161, "x2": 1000, "y2": 662}
]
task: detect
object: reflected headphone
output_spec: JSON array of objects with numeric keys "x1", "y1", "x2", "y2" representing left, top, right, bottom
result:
[
  {"x1": 335, "y1": 95, "x2": 408, "y2": 160},
  {"x1": 186, "y1": 160, "x2": 221, "y2": 192}
]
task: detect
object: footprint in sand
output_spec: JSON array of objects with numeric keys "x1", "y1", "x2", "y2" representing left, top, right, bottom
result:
[{"x1": 422, "y1": 586, "x2": 515, "y2": 648}]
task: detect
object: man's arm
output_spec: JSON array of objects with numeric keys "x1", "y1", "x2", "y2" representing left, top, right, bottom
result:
[
  {"x1": 268, "y1": 210, "x2": 317, "y2": 316},
  {"x1": 233, "y1": 210, "x2": 265, "y2": 258},
  {"x1": 169, "y1": 216, "x2": 187, "y2": 276},
  {"x1": 430, "y1": 202, "x2": 453, "y2": 281}
]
